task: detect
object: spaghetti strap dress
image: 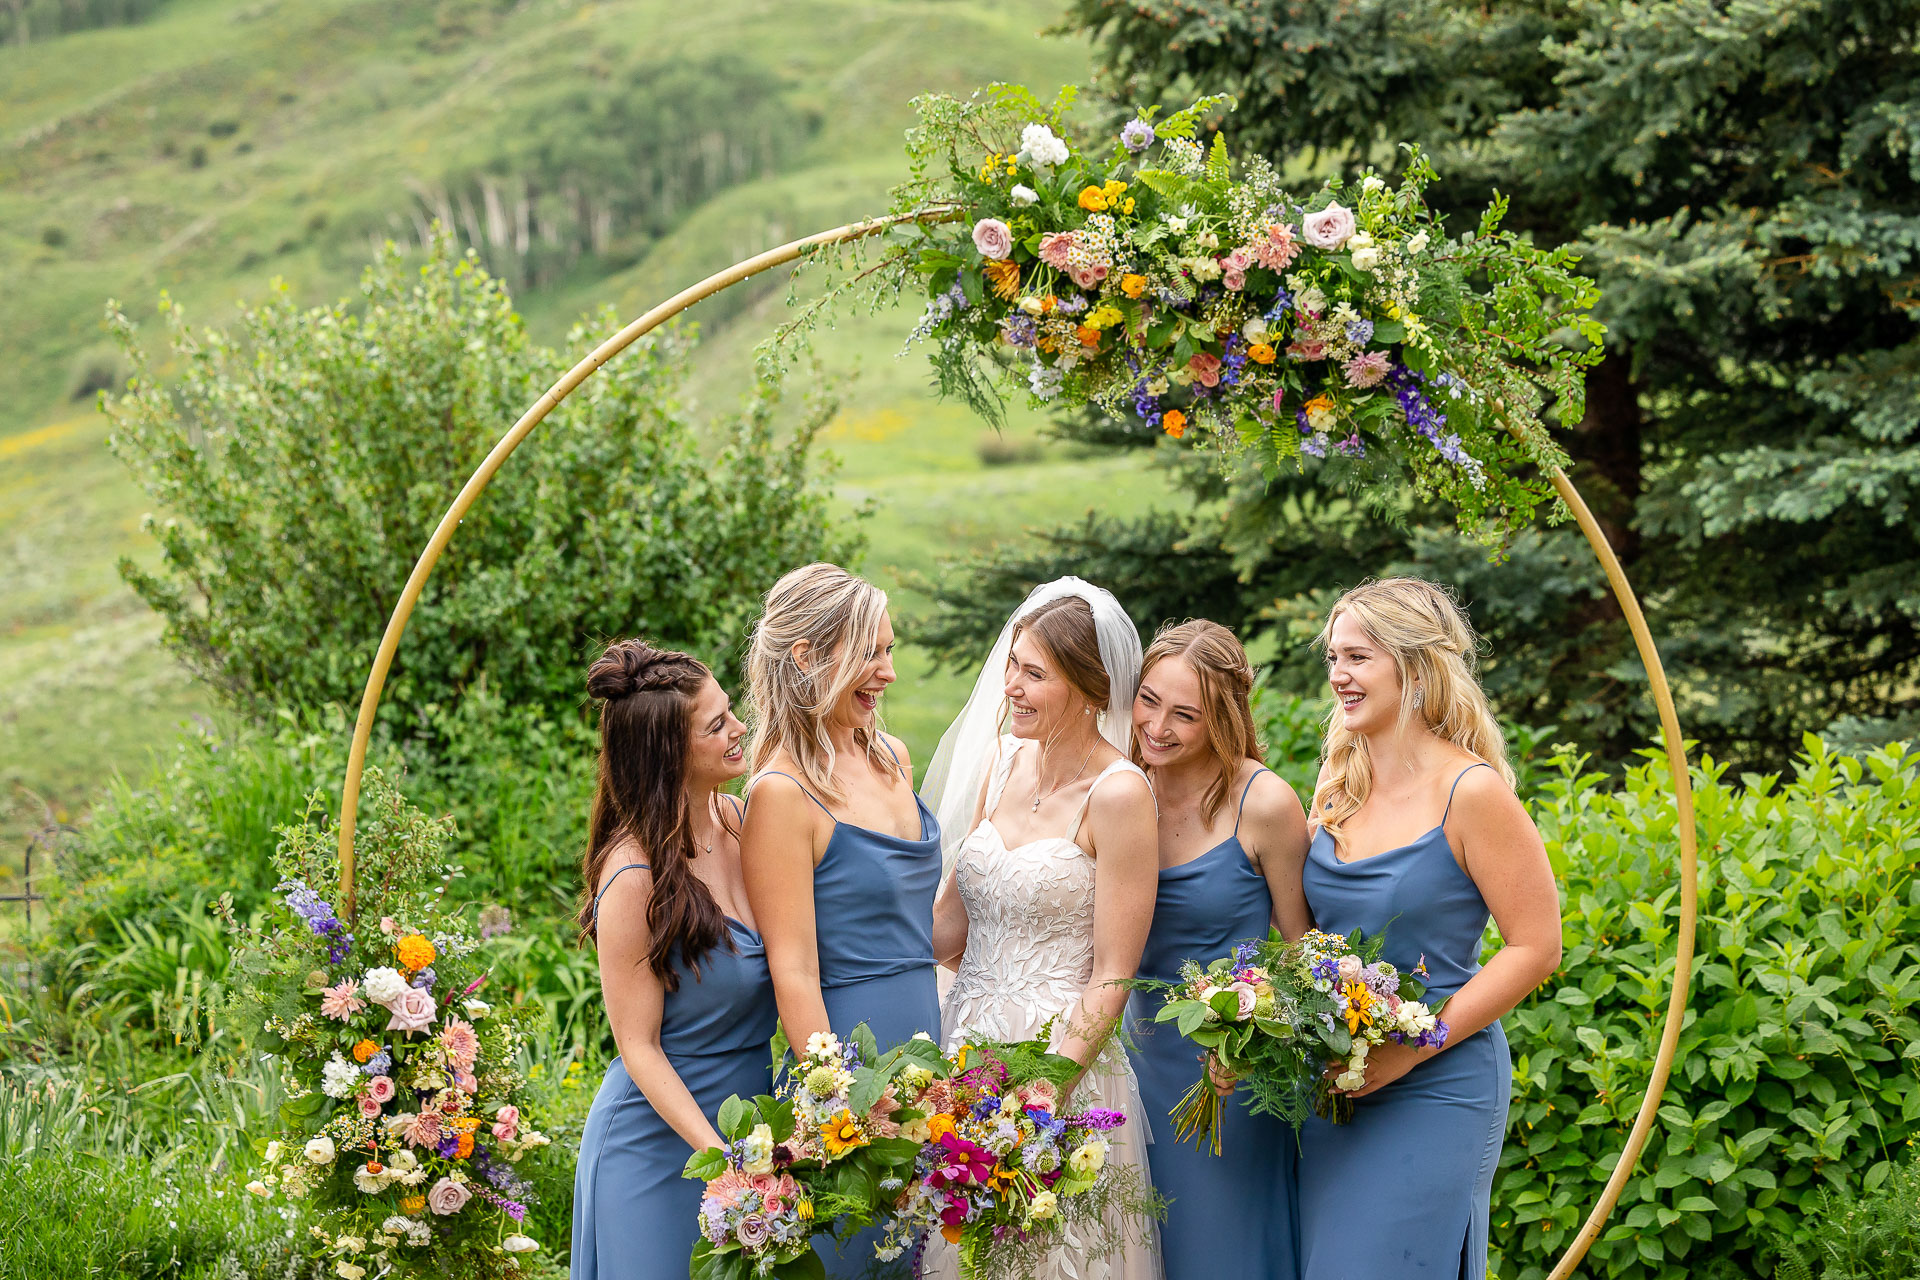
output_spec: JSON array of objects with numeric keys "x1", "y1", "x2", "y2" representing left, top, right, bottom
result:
[
  {"x1": 1126, "y1": 769, "x2": 1298, "y2": 1280},
  {"x1": 572, "y1": 846, "x2": 784, "y2": 1280},
  {"x1": 1294, "y1": 763, "x2": 1511, "y2": 1280},
  {"x1": 752, "y1": 745, "x2": 942, "y2": 1278}
]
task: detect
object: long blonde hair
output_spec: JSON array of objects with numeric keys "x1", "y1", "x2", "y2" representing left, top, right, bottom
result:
[
  {"x1": 746, "y1": 563, "x2": 893, "y2": 803},
  {"x1": 1311, "y1": 578, "x2": 1512, "y2": 854},
  {"x1": 1133, "y1": 620, "x2": 1263, "y2": 825}
]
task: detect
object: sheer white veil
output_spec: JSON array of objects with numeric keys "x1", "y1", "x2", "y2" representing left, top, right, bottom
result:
[{"x1": 920, "y1": 577, "x2": 1142, "y2": 873}]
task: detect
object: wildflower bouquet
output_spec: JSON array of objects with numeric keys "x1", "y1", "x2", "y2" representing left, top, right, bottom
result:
[
  {"x1": 879, "y1": 1036, "x2": 1158, "y2": 1280},
  {"x1": 226, "y1": 771, "x2": 550, "y2": 1279},
  {"x1": 828, "y1": 84, "x2": 1604, "y2": 544},
  {"x1": 1143, "y1": 929, "x2": 1447, "y2": 1147},
  {"x1": 683, "y1": 1025, "x2": 949, "y2": 1280}
]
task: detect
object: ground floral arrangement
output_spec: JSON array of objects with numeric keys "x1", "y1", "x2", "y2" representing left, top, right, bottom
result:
[
  {"x1": 688, "y1": 1026, "x2": 1156, "y2": 1280},
  {"x1": 780, "y1": 85, "x2": 1604, "y2": 544},
  {"x1": 1135, "y1": 928, "x2": 1447, "y2": 1149},
  {"x1": 226, "y1": 772, "x2": 551, "y2": 1280}
]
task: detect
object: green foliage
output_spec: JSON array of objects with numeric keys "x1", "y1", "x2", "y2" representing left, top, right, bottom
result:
[
  {"x1": 104, "y1": 230, "x2": 857, "y2": 740},
  {"x1": 1492, "y1": 738, "x2": 1920, "y2": 1280},
  {"x1": 1058, "y1": 0, "x2": 1920, "y2": 768},
  {"x1": 0, "y1": 0, "x2": 169, "y2": 44},
  {"x1": 1766, "y1": 1152, "x2": 1920, "y2": 1280}
]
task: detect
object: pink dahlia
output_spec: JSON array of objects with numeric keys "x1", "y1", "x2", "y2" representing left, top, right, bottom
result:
[
  {"x1": 403, "y1": 1109, "x2": 443, "y2": 1150},
  {"x1": 319, "y1": 980, "x2": 365, "y2": 1021},
  {"x1": 440, "y1": 1019, "x2": 479, "y2": 1070},
  {"x1": 1250, "y1": 222, "x2": 1301, "y2": 271},
  {"x1": 1343, "y1": 351, "x2": 1392, "y2": 388},
  {"x1": 1038, "y1": 232, "x2": 1076, "y2": 270}
]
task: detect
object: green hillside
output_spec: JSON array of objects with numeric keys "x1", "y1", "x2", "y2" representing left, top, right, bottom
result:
[{"x1": 0, "y1": 0, "x2": 1187, "y2": 855}]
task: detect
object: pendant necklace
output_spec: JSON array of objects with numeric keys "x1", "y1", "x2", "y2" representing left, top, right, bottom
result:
[{"x1": 1031, "y1": 733, "x2": 1099, "y2": 812}]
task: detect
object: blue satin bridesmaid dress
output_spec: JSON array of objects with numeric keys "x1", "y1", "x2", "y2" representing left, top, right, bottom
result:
[
  {"x1": 572, "y1": 861, "x2": 782, "y2": 1280},
  {"x1": 1295, "y1": 762, "x2": 1511, "y2": 1280},
  {"x1": 754, "y1": 745, "x2": 942, "y2": 1278},
  {"x1": 1127, "y1": 770, "x2": 1300, "y2": 1280}
]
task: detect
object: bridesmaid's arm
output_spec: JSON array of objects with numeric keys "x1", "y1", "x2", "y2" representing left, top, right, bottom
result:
[
  {"x1": 597, "y1": 868, "x2": 726, "y2": 1152},
  {"x1": 1242, "y1": 768, "x2": 1312, "y2": 941},
  {"x1": 1346, "y1": 769, "x2": 1561, "y2": 1097},
  {"x1": 1056, "y1": 770, "x2": 1159, "y2": 1086},
  {"x1": 741, "y1": 775, "x2": 835, "y2": 1050}
]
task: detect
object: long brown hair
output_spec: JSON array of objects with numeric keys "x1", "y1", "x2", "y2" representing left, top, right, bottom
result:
[
  {"x1": 1011, "y1": 596, "x2": 1111, "y2": 709},
  {"x1": 576, "y1": 639, "x2": 735, "y2": 991},
  {"x1": 1311, "y1": 578, "x2": 1513, "y2": 855},
  {"x1": 1134, "y1": 619, "x2": 1263, "y2": 825}
]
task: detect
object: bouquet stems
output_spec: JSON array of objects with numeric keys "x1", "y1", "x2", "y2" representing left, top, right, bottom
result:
[{"x1": 1168, "y1": 1077, "x2": 1225, "y2": 1155}]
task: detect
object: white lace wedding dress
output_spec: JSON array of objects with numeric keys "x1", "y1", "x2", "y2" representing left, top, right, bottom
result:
[{"x1": 920, "y1": 736, "x2": 1164, "y2": 1280}]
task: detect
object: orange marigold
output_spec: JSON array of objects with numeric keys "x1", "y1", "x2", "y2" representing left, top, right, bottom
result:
[
  {"x1": 1161, "y1": 410, "x2": 1188, "y2": 439},
  {"x1": 396, "y1": 934, "x2": 435, "y2": 970},
  {"x1": 1075, "y1": 325, "x2": 1102, "y2": 347},
  {"x1": 1248, "y1": 342, "x2": 1277, "y2": 365},
  {"x1": 351, "y1": 1039, "x2": 380, "y2": 1063},
  {"x1": 1077, "y1": 185, "x2": 1109, "y2": 212},
  {"x1": 455, "y1": 1132, "x2": 475, "y2": 1159},
  {"x1": 1120, "y1": 274, "x2": 1148, "y2": 299},
  {"x1": 984, "y1": 260, "x2": 1021, "y2": 300},
  {"x1": 1040, "y1": 294, "x2": 1058, "y2": 314}
]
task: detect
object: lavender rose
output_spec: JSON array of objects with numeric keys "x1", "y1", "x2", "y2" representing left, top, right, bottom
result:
[
  {"x1": 1301, "y1": 202, "x2": 1357, "y2": 250},
  {"x1": 971, "y1": 218, "x2": 1013, "y2": 261},
  {"x1": 426, "y1": 1176, "x2": 472, "y2": 1216},
  {"x1": 737, "y1": 1213, "x2": 773, "y2": 1250},
  {"x1": 385, "y1": 986, "x2": 438, "y2": 1033},
  {"x1": 1225, "y1": 980, "x2": 1259, "y2": 1019}
]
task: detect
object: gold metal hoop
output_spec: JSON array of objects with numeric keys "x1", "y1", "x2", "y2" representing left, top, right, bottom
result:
[{"x1": 333, "y1": 216, "x2": 1697, "y2": 1279}]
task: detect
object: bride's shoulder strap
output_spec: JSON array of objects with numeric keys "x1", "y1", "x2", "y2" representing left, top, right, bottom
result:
[{"x1": 982, "y1": 734, "x2": 1025, "y2": 817}]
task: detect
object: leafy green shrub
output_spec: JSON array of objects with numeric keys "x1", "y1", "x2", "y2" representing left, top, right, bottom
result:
[
  {"x1": 105, "y1": 231, "x2": 857, "y2": 741},
  {"x1": 1492, "y1": 737, "x2": 1920, "y2": 1279},
  {"x1": 1768, "y1": 1152, "x2": 1920, "y2": 1279}
]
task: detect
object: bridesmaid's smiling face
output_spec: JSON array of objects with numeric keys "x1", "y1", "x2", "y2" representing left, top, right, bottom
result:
[
  {"x1": 1326, "y1": 610, "x2": 1405, "y2": 736},
  {"x1": 1004, "y1": 632, "x2": 1081, "y2": 740},
  {"x1": 1134, "y1": 656, "x2": 1207, "y2": 766},
  {"x1": 825, "y1": 610, "x2": 897, "y2": 734},
  {"x1": 686, "y1": 676, "x2": 748, "y2": 790}
]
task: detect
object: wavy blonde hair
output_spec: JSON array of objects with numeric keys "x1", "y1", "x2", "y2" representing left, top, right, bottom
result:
[
  {"x1": 1311, "y1": 578, "x2": 1512, "y2": 854},
  {"x1": 746, "y1": 563, "x2": 893, "y2": 804},
  {"x1": 1133, "y1": 620, "x2": 1263, "y2": 825}
]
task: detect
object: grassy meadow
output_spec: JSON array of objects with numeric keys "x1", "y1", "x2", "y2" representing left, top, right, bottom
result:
[{"x1": 0, "y1": 0, "x2": 1190, "y2": 863}]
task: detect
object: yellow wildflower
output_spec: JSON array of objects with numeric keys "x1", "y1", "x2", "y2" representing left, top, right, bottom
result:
[
  {"x1": 821, "y1": 1110, "x2": 868, "y2": 1159},
  {"x1": 1101, "y1": 179, "x2": 1128, "y2": 201},
  {"x1": 985, "y1": 259, "x2": 1021, "y2": 300},
  {"x1": 1342, "y1": 981, "x2": 1375, "y2": 1034},
  {"x1": 979, "y1": 153, "x2": 1002, "y2": 182},
  {"x1": 1084, "y1": 304, "x2": 1125, "y2": 330},
  {"x1": 1077, "y1": 185, "x2": 1109, "y2": 212}
]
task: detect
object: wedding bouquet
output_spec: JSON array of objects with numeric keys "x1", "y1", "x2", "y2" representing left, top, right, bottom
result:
[
  {"x1": 1144, "y1": 929, "x2": 1448, "y2": 1147},
  {"x1": 878, "y1": 1036, "x2": 1158, "y2": 1280},
  {"x1": 683, "y1": 1025, "x2": 946, "y2": 1280},
  {"x1": 232, "y1": 879, "x2": 550, "y2": 1277}
]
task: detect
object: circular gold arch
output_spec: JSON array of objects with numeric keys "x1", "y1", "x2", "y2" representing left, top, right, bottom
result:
[{"x1": 333, "y1": 212, "x2": 1698, "y2": 1280}]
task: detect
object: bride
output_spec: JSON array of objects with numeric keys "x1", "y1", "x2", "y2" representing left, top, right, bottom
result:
[{"x1": 921, "y1": 579, "x2": 1164, "y2": 1280}]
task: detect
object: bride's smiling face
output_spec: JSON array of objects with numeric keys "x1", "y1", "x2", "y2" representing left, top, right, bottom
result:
[{"x1": 1004, "y1": 632, "x2": 1083, "y2": 740}]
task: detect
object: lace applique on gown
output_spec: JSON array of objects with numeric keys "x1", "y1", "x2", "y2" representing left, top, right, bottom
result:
[{"x1": 920, "y1": 737, "x2": 1164, "y2": 1280}]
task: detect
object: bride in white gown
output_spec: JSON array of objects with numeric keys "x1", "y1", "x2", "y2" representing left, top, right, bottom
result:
[{"x1": 920, "y1": 579, "x2": 1165, "y2": 1280}]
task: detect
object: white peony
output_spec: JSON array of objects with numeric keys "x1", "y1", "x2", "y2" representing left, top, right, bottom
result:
[
  {"x1": 361, "y1": 967, "x2": 408, "y2": 1006},
  {"x1": 1009, "y1": 184, "x2": 1039, "y2": 206},
  {"x1": 1018, "y1": 123, "x2": 1070, "y2": 168},
  {"x1": 304, "y1": 1136, "x2": 336, "y2": 1165},
  {"x1": 321, "y1": 1055, "x2": 360, "y2": 1099},
  {"x1": 502, "y1": 1236, "x2": 540, "y2": 1254}
]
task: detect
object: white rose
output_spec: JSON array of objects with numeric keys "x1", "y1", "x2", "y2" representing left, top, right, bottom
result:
[
  {"x1": 1361, "y1": 174, "x2": 1386, "y2": 193},
  {"x1": 1010, "y1": 184, "x2": 1038, "y2": 206},
  {"x1": 362, "y1": 967, "x2": 408, "y2": 1006},
  {"x1": 1242, "y1": 317, "x2": 1270, "y2": 343},
  {"x1": 263, "y1": 1141, "x2": 282, "y2": 1164},
  {"x1": 1351, "y1": 245, "x2": 1382, "y2": 272},
  {"x1": 1017, "y1": 295, "x2": 1045, "y2": 316},
  {"x1": 463, "y1": 999, "x2": 491, "y2": 1019},
  {"x1": 1408, "y1": 232, "x2": 1430, "y2": 254},
  {"x1": 304, "y1": 1136, "x2": 336, "y2": 1165},
  {"x1": 502, "y1": 1236, "x2": 540, "y2": 1254},
  {"x1": 246, "y1": 1180, "x2": 271, "y2": 1197}
]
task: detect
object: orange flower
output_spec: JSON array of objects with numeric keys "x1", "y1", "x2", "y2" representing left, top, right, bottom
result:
[
  {"x1": 396, "y1": 934, "x2": 435, "y2": 970},
  {"x1": 943, "y1": 1224, "x2": 965, "y2": 1244},
  {"x1": 984, "y1": 259, "x2": 1021, "y2": 300},
  {"x1": 1120, "y1": 274, "x2": 1148, "y2": 299},
  {"x1": 1036, "y1": 333, "x2": 1060, "y2": 353},
  {"x1": 927, "y1": 1114, "x2": 957, "y2": 1141},
  {"x1": 1040, "y1": 294, "x2": 1058, "y2": 314},
  {"x1": 1077, "y1": 185, "x2": 1109, "y2": 212},
  {"x1": 1075, "y1": 325, "x2": 1102, "y2": 347},
  {"x1": 366, "y1": 1161, "x2": 384, "y2": 1175},
  {"x1": 351, "y1": 1039, "x2": 379, "y2": 1064},
  {"x1": 1161, "y1": 410, "x2": 1188, "y2": 439},
  {"x1": 1248, "y1": 342, "x2": 1277, "y2": 365},
  {"x1": 455, "y1": 1132, "x2": 475, "y2": 1159},
  {"x1": 400, "y1": 1195, "x2": 425, "y2": 1214}
]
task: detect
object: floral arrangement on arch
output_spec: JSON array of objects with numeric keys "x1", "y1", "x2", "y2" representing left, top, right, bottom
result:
[
  {"x1": 791, "y1": 85, "x2": 1606, "y2": 543},
  {"x1": 225, "y1": 770, "x2": 551, "y2": 1280}
]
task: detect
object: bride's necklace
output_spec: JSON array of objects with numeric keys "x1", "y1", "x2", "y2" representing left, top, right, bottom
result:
[{"x1": 1030, "y1": 732, "x2": 1099, "y2": 812}]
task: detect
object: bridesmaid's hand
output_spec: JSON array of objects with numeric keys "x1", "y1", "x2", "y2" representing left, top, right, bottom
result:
[
  {"x1": 1204, "y1": 1053, "x2": 1239, "y2": 1098},
  {"x1": 1335, "y1": 1040, "x2": 1431, "y2": 1098}
]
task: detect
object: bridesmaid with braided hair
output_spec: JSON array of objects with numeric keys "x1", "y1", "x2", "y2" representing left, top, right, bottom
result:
[{"x1": 572, "y1": 640, "x2": 790, "y2": 1280}]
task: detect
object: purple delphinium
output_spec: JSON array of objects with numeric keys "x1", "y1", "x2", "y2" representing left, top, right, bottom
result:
[
  {"x1": 1300, "y1": 434, "x2": 1329, "y2": 458},
  {"x1": 1000, "y1": 315, "x2": 1039, "y2": 349},
  {"x1": 1220, "y1": 334, "x2": 1248, "y2": 389},
  {"x1": 473, "y1": 1183, "x2": 529, "y2": 1222},
  {"x1": 436, "y1": 1133, "x2": 462, "y2": 1159},
  {"x1": 1388, "y1": 366, "x2": 1477, "y2": 470},
  {"x1": 1062, "y1": 1107, "x2": 1128, "y2": 1132},
  {"x1": 277, "y1": 879, "x2": 353, "y2": 964},
  {"x1": 1265, "y1": 288, "x2": 1294, "y2": 322},
  {"x1": 1120, "y1": 118, "x2": 1155, "y2": 154},
  {"x1": 1345, "y1": 319, "x2": 1374, "y2": 345},
  {"x1": 970, "y1": 1095, "x2": 1003, "y2": 1122},
  {"x1": 361, "y1": 1049, "x2": 392, "y2": 1076},
  {"x1": 1233, "y1": 940, "x2": 1262, "y2": 965}
]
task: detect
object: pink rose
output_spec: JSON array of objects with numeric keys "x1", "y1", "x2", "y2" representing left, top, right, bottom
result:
[
  {"x1": 971, "y1": 218, "x2": 1013, "y2": 261},
  {"x1": 492, "y1": 1104, "x2": 520, "y2": 1143},
  {"x1": 1068, "y1": 263, "x2": 1108, "y2": 290},
  {"x1": 1223, "y1": 270, "x2": 1247, "y2": 292},
  {"x1": 1337, "y1": 955, "x2": 1364, "y2": 981},
  {"x1": 1225, "y1": 981, "x2": 1259, "y2": 1019},
  {"x1": 385, "y1": 986, "x2": 438, "y2": 1033},
  {"x1": 1301, "y1": 202, "x2": 1357, "y2": 250},
  {"x1": 1187, "y1": 352, "x2": 1222, "y2": 388},
  {"x1": 426, "y1": 1176, "x2": 471, "y2": 1216},
  {"x1": 358, "y1": 1092, "x2": 383, "y2": 1118},
  {"x1": 367, "y1": 1075, "x2": 396, "y2": 1105},
  {"x1": 1037, "y1": 232, "x2": 1076, "y2": 270},
  {"x1": 454, "y1": 1068, "x2": 478, "y2": 1095}
]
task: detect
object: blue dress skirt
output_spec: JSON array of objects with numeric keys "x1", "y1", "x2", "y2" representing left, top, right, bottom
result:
[
  {"x1": 573, "y1": 868, "x2": 782, "y2": 1280},
  {"x1": 1295, "y1": 764, "x2": 1512, "y2": 1280},
  {"x1": 1127, "y1": 772, "x2": 1299, "y2": 1280}
]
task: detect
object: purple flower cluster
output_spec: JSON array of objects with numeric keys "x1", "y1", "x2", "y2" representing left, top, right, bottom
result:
[
  {"x1": 1345, "y1": 319, "x2": 1374, "y2": 345},
  {"x1": 411, "y1": 967, "x2": 437, "y2": 990},
  {"x1": 361, "y1": 1049, "x2": 392, "y2": 1076},
  {"x1": 277, "y1": 878, "x2": 353, "y2": 965},
  {"x1": 1220, "y1": 334, "x2": 1248, "y2": 389},
  {"x1": 1060, "y1": 1107, "x2": 1127, "y2": 1133},
  {"x1": 1233, "y1": 940, "x2": 1262, "y2": 965},
  {"x1": 1413, "y1": 1018, "x2": 1451, "y2": 1051},
  {"x1": 1388, "y1": 367, "x2": 1472, "y2": 468},
  {"x1": 472, "y1": 1182, "x2": 528, "y2": 1223},
  {"x1": 1264, "y1": 288, "x2": 1294, "y2": 322},
  {"x1": 1000, "y1": 316, "x2": 1038, "y2": 349}
]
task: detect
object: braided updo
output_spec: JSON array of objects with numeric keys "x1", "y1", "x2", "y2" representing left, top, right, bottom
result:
[
  {"x1": 577, "y1": 639, "x2": 734, "y2": 990},
  {"x1": 1133, "y1": 619, "x2": 1265, "y2": 824}
]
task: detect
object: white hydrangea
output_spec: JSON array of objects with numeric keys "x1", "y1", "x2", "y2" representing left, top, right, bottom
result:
[
  {"x1": 1009, "y1": 184, "x2": 1038, "y2": 206},
  {"x1": 362, "y1": 967, "x2": 408, "y2": 1005},
  {"x1": 1018, "y1": 123, "x2": 1069, "y2": 168},
  {"x1": 321, "y1": 1054, "x2": 360, "y2": 1099}
]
